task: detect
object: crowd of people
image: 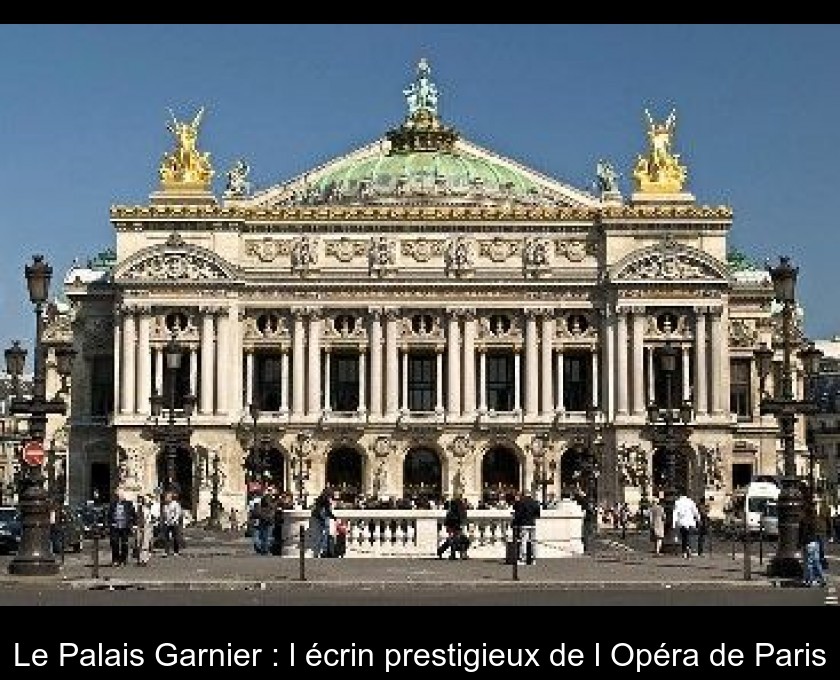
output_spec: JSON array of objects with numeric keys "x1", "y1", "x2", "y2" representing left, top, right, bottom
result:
[{"x1": 103, "y1": 488, "x2": 185, "y2": 567}]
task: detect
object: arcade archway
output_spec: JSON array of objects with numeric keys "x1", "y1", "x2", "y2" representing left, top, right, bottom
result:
[
  {"x1": 403, "y1": 447, "x2": 442, "y2": 502},
  {"x1": 326, "y1": 447, "x2": 363, "y2": 503},
  {"x1": 481, "y1": 445, "x2": 520, "y2": 505}
]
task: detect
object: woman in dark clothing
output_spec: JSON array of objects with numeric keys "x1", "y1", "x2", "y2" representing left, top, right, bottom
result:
[{"x1": 436, "y1": 497, "x2": 468, "y2": 560}]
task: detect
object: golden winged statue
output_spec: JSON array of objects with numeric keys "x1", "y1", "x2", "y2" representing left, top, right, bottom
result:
[
  {"x1": 632, "y1": 108, "x2": 688, "y2": 194},
  {"x1": 159, "y1": 107, "x2": 214, "y2": 191}
]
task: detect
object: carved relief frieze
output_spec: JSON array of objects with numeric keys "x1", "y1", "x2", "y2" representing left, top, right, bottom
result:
[
  {"x1": 399, "y1": 312, "x2": 443, "y2": 341},
  {"x1": 729, "y1": 318, "x2": 758, "y2": 348},
  {"x1": 401, "y1": 237, "x2": 445, "y2": 262},
  {"x1": 325, "y1": 237, "x2": 367, "y2": 263},
  {"x1": 245, "y1": 237, "x2": 293, "y2": 263},
  {"x1": 478, "y1": 312, "x2": 522, "y2": 341},
  {"x1": 556, "y1": 311, "x2": 598, "y2": 340},
  {"x1": 242, "y1": 311, "x2": 290, "y2": 341},
  {"x1": 291, "y1": 236, "x2": 320, "y2": 277},
  {"x1": 324, "y1": 312, "x2": 368, "y2": 341},
  {"x1": 479, "y1": 237, "x2": 520, "y2": 263},
  {"x1": 555, "y1": 239, "x2": 595, "y2": 262},
  {"x1": 122, "y1": 253, "x2": 227, "y2": 281}
]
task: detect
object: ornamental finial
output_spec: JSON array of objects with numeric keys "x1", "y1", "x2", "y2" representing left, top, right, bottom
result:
[
  {"x1": 632, "y1": 108, "x2": 688, "y2": 194},
  {"x1": 158, "y1": 107, "x2": 214, "y2": 192}
]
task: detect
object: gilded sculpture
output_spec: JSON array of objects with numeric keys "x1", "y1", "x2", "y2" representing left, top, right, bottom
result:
[
  {"x1": 632, "y1": 109, "x2": 688, "y2": 194},
  {"x1": 159, "y1": 107, "x2": 214, "y2": 191}
]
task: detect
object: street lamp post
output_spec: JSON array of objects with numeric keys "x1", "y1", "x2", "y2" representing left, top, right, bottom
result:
[
  {"x1": 530, "y1": 433, "x2": 555, "y2": 509},
  {"x1": 243, "y1": 403, "x2": 263, "y2": 505},
  {"x1": 756, "y1": 258, "x2": 822, "y2": 579},
  {"x1": 206, "y1": 453, "x2": 222, "y2": 530},
  {"x1": 149, "y1": 333, "x2": 195, "y2": 551},
  {"x1": 646, "y1": 341, "x2": 693, "y2": 556},
  {"x1": 291, "y1": 432, "x2": 312, "y2": 509},
  {"x1": 6, "y1": 255, "x2": 76, "y2": 575}
]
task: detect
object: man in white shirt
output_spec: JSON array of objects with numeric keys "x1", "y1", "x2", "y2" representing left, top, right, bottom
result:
[{"x1": 673, "y1": 491, "x2": 701, "y2": 558}]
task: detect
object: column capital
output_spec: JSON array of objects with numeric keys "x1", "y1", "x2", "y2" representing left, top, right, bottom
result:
[
  {"x1": 614, "y1": 304, "x2": 631, "y2": 315},
  {"x1": 524, "y1": 308, "x2": 541, "y2": 321},
  {"x1": 305, "y1": 306, "x2": 323, "y2": 320},
  {"x1": 198, "y1": 304, "x2": 221, "y2": 316},
  {"x1": 367, "y1": 306, "x2": 384, "y2": 320},
  {"x1": 291, "y1": 307, "x2": 307, "y2": 321},
  {"x1": 693, "y1": 305, "x2": 710, "y2": 316},
  {"x1": 629, "y1": 305, "x2": 646, "y2": 315},
  {"x1": 383, "y1": 307, "x2": 401, "y2": 322},
  {"x1": 461, "y1": 308, "x2": 477, "y2": 321},
  {"x1": 444, "y1": 307, "x2": 465, "y2": 319}
]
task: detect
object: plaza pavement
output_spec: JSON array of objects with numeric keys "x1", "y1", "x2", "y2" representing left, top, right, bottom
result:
[{"x1": 2, "y1": 527, "x2": 831, "y2": 592}]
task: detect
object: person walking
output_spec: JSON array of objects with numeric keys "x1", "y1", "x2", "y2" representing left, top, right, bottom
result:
[
  {"x1": 250, "y1": 495, "x2": 275, "y2": 555},
  {"x1": 162, "y1": 492, "x2": 183, "y2": 556},
  {"x1": 311, "y1": 488, "x2": 336, "y2": 558},
  {"x1": 437, "y1": 496, "x2": 468, "y2": 560},
  {"x1": 135, "y1": 495, "x2": 154, "y2": 566},
  {"x1": 617, "y1": 502, "x2": 630, "y2": 540},
  {"x1": 673, "y1": 490, "x2": 701, "y2": 559},
  {"x1": 511, "y1": 490, "x2": 541, "y2": 564},
  {"x1": 800, "y1": 499, "x2": 827, "y2": 587},
  {"x1": 649, "y1": 497, "x2": 666, "y2": 555},
  {"x1": 107, "y1": 488, "x2": 137, "y2": 567}
]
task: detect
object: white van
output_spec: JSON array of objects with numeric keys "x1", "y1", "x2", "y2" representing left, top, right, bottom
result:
[{"x1": 724, "y1": 481, "x2": 780, "y2": 535}]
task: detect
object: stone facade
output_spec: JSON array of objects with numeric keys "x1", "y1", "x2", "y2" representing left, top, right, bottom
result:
[{"x1": 44, "y1": 61, "x2": 811, "y2": 521}]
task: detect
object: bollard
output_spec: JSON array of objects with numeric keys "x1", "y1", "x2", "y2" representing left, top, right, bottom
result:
[
  {"x1": 298, "y1": 525, "x2": 306, "y2": 582},
  {"x1": 92, "y1": 533, "x2": 100, "y2": 579},
  {"x1": 512, "y1": 527, "x2": 519, "y2": 582}
]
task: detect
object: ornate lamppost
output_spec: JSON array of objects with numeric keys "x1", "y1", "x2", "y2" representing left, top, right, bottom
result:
[
  {"x1": 291, "y1": 431, "x2": 312, "y2": 509},
  {"x1": 242, "y1": 402, "x2": 265, "y2": 502},
  {"x1": 6, "y1": 255, "x2": 76, "y2": 575},
  {"x1": 149, "y1": 333, "x2": 196, "y2": 548},
  {"x1": 646, "y1": 341, "x2": 693, "y2": 555},
  {"x1": 206, "y1": 452, "x2": 222, "y2": 530},
  {"x1": 755, "y1": 258, "x2": 822, "y2": 578},
  {"x1": 530, "y1": 432, "x2": 555, "y2": 509}
]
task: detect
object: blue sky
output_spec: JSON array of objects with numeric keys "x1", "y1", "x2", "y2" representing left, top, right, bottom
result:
[{"x1": 1, "y1": 24, "x2": 838, "y2": 357}]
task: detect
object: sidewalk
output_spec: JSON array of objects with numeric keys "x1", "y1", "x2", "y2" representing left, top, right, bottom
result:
[{"x1": 0, "y1": 527, "x2": 811, "y2": 591}]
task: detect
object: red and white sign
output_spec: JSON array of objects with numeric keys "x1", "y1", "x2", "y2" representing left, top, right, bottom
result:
[{"x1": 22, "y1": 441, "x2": 45, "y2": 467}]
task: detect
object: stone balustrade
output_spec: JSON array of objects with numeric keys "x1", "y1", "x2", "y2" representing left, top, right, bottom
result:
[{"x1": 278, "y1": 500, "x2": 584, "y2": 558}]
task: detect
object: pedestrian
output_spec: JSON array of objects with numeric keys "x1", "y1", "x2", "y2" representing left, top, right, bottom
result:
[
  {"x1": 311, "y1": 488, "x2": 336, "y2": 558},
  {"x1": 250, "y1": 495, "x2": 275, "y2": 555},
  {"x1": 649, "y1": 497, "x2": 666, "y2": 555},
  {"x1": 833, "y1": 504, "x2": 840, "y2": 543},
  {"x1": 696, "y1": 501, "x2": 710, "y2": 556},
  {"x1": 511, "y1": 490, "x2": 541, "y2": 564},
  {"x1": 618, "y1": 501, "x2": 630, "y2": 540},
  {"x1": 135, "y1": 495, "x2": 154, "y2": 566},
  {"x1": 799, "y1": 499, "x2": 827, "y2": 587},
  {"x1": 673, "y1": 490, "x2": 701, "y2": 559},
  {"x1": 270, "y1": 493, "x2": 290, "y2": 556},
  {"x1": 162, "y1": 491, "x2": 183, "y2": 556},
  {"x1": 228, "y1": 507, "x2": 239, "y2": 533},
  {"x1": 107, "y1": 488, "x2": 137, "y2": 567},
  {"x1": 437, "y1": 495, "x2": 468, "y2": 560}
]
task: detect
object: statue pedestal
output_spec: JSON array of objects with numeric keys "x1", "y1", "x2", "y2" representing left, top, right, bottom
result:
[
  {"x1": 149, "y1": 189, "x2": 218, "y2": 206},
  {"x1": 631, "y1": 191, "x2": 695, "y2": 205}
]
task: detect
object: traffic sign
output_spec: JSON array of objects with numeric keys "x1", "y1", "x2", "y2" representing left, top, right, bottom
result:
[{"x1": 22, "y1": 440, "x2": 45, "y2": 467}]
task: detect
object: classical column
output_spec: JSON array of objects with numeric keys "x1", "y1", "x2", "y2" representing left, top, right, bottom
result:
[
  {"x1": 591, "y1": 348, "x2": 599, "y2": 409},
  {"x1": 292, "y1": 310, "x2": 305, "y2": 417},
  {"x1": 401, "y1": 348, "x2": 409, "y2": 412},
  {"x1": 357, "y1": 349, "x2": 366, "y2": 415},
  {"x1": 369, "y1": 310, "x2": 383, "y2": 418},
  {"x1": 136, "y1": 310, "x2": 152, "y2": 415},
  {"x1": 113, "y1": 309, "x2": 122, "y2": 415},
  {"x1": 604, "y1": 306, "x2": 615, "y2": 420},
  {"x1": 384, "y1": 309, "x2": 399, "y2": 417},
  {"x1": 215, "y1": 308, "x2": 231, "y2": 415},
  {"x1": 513, "y1": 351, "x2": 521, "y2": 413},
  {"x1": 307, "y1": 310, "x2": 322, "y2": 416},
  {"x1": 694, "y1": 307, "x2": 708, "y2": 416},
  {"x1": 280, "y1": 350, "x2": 290, "y2": 413},
  {"x1": 682, "y1": 346, "x2": 691, "y2": 403},
  {"x1": 228, "y1": 306, "x2": 244, "y2": 415},
  {"x1": 710, "y1": 308, "x2": 724, "y2": 414},
  {"x1": 616, "y1": 307, "x2": 629, "y2": 415},
  {"x1": 323, "y1": 349, "x2": 332, "y2": 413},
  {"x1": 154, "y1": 347, "x2": 163, "y2": 395},
  {"x1": 647, "y1": 347, "x2": 655, "y2": 406},
  {"x1": 524, "y1": 311, "x2": 539, "y2": 417},
  {"x1": 462, "y1": 311, "x2": 476, "y2": 416},
  {"x1": 120, "y1": 308, "x2": 136, "y2": 414},
  {"x1": 631, "y1": 307, "x2": 645, "y2": 416},
  {"x1": 200, "y1": 310, "x2": 215, "y2": 415},
  {"x1": 446, "y1": 310, "x2": 461, "y2": 419},
  {"x1": 245, "y1": 350, "x2": 255, "y2": 408},
  {"x1": 479, "y1": 349, "x2": 488, "y2": 413},
  {"x1": 556, "y1": 349, "x2": 564, "y2": 412},
  {"x1": 189, "y1": 347, "x2": 198, "y2": 398},
  {"x1": 540, "y1": 313, "x2": 555, "y2": 417},
  {"x1": 435, "y1": 349, "x2": 444, "y2": 414}
]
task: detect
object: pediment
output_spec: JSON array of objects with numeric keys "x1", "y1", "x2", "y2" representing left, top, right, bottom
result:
[
  {"x1": 114, "y1": 234, "x2": 238, "y2": 283},
  {"x1": 610, "y1": 239, "x2": 729, "y2": 284}
]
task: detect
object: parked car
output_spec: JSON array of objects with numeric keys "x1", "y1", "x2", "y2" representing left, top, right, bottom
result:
[
  {"x1": 0, "y1": 506, "x2": 22, "y2": 554},
  {"x1": 51, "y1": 505, "x2": 85, "y2": 553}
]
